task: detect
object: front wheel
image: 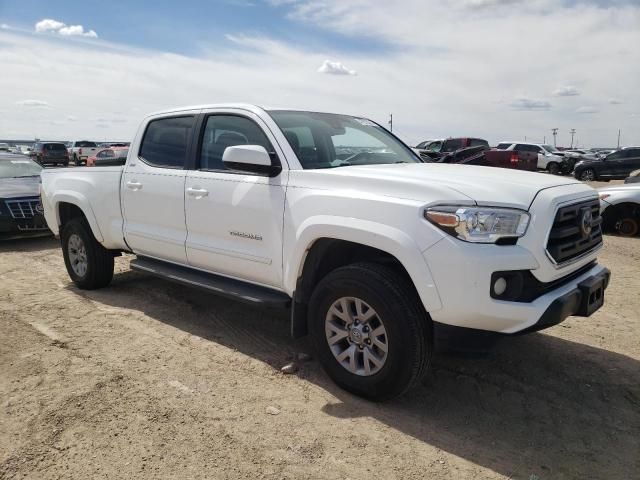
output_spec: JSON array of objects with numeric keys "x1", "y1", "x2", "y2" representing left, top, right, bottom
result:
[
  {"x1": 308, "y1": 262, "x2": 432, "y2": 401},
  {"x1": 547, "y1": 162, "x2": 560, "y2": 175},
  {"x1": 61, "y1": 218, "x2": 114, "y2": 289},
  {"x1": 579, "y1": 168, "x2": 596, "y2": 181},
  {"x1": 615, "y1": 217, "x2": 639, "y2": 237}
]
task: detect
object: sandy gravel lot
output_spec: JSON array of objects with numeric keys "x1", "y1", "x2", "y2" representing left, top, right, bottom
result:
[{"x1": 1, "y1": 233, "x2": 638, "y2": 479}]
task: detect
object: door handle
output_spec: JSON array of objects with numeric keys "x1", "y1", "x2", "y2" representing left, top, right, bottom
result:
[
  {"x1": 187, "y1": 187, "x2": 209, "y2": 198},
  {"x1": 126, "y1": 181, "x2": 143, "y2": 190}
]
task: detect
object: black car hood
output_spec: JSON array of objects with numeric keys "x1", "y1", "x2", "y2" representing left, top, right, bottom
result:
[{"x1": 0, "y1": 176, "x2": 41, "y2": 199}]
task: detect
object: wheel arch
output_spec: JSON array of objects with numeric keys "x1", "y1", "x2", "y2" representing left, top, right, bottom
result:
[
  {"x1": 602, "y1": 201, "x2": 640, "y2": 232},
  {"x1": 287, "y1": 219, "x2": 442, "y2": 338},
  {"x1": 55, "y1": 194, "x2": 104, "y2": 242}
]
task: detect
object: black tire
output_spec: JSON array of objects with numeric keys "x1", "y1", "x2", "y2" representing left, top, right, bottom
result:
[
  {"x1": 61, "y1": 218, "x2": 114, "y2": 289},
  {"x1": 579, "y1": 168, "x2": 596, "y2": 182},
  {"x1": 308, "y1": 262, "x2": 432, "y2": 401},
  {"x1": 547, "y1": 162, "x2": 560, "y2": 175},
  {"x1": 615, "y1": 217, "x2": 639, "y2": 237}
]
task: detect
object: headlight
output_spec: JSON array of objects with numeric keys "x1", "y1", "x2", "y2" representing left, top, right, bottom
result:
[{"x1": 424, "y1": 205, "x2": 530, "y2": 243}]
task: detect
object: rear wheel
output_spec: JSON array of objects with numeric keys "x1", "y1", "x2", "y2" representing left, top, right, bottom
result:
[
  {"x1": 61, "y1": 218, "x2": 114, "y2": 289},
  {"x1": 580, "y1": 168, "x2": 596, "y2": 181},
  {"x1": 308, "y1": 262, "x2": 432, "y2": 401}
]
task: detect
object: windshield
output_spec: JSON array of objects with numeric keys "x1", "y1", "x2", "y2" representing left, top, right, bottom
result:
[
  {"x1": 268, "y1": 111, "x2": 420, "y2": 169},
  {"x1": 0, "y1": 159, "x2": 43, "y2": 178},
  {"x1": 541, "y1": 145, "x2": 559, "y2": 153}
]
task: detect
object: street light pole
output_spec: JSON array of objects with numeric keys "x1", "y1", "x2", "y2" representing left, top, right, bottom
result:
[
  {"x1": 552, "y1": 128, "x2": 558, "y2": 147},
  {"x1": 569, "y1": 129, "x2": 576, "y2": 148},
  {"x1": 388, "y1": 114, "x2": 393, "y2": 132}
]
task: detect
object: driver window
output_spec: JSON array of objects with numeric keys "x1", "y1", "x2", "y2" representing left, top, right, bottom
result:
[{"x1": 199, "y1": 115, "x2": 274, "y2": 171}]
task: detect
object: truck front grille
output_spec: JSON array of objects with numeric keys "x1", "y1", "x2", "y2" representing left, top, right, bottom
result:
[
  {"x1": 546, "y1": 198, "x2": 602, "y2": 265},
  {"x1": 5, "y1": 198, "x2": 42, "y2": 219}
]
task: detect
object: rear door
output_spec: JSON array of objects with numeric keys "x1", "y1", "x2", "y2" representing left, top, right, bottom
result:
[
  {"x1": 601, "y1": 150, "x2": 625, "y2": 177},
  {"x1": 184, "y1": 110, "x2": 287, "y2": 288},
  {"x1": 122, "y1": 113, "x2": 197, "y2": 264},
  {"x1": 619, "y1": 149, "x2": 640, "y2": 178}
]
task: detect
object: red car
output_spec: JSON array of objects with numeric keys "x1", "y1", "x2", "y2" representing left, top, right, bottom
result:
[{"x1": 86, "y1": 147, "x2": 129, "y2": 167}]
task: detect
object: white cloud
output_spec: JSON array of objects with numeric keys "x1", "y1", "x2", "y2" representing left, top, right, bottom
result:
[
  {"x1": 35, "y1": 19, "x2": 65, "y2": 33},
  {"x1": 317, "y1": 60, "x2": 357, "y2": 75},
  {"x1": 1, "y1": 2, "x2": 639, "y2": 147},
  {"x1": 553, "y1": 85, "x2": 580, "y2": 97},
  {"x1": 15, "y1": 99, "x2": 50, "y2": 108},
  {"x1": 609, "y1": 98, "x2": 622, "y2": 105},
  {"x1": 34, "y1": 18, "x2": 98, "y2": 38},
  {"x1": 510, "y1": 97, "x2": 552, "y2": 111},
  {"x1": 576, "y1": 106, "x2": 599, "y2": 114},
  {"x1": 1, "y1": 23, "x2": 10, "y2": 30}
]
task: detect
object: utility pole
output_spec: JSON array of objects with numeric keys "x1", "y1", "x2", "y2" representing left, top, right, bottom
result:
[
  {"x1": 543, "y1": 136, "x2": 546, "y2": 144},
  {"x1": 569, "y1": 129, "x2": 576, "y2": 148},
  {"x1": 617, "y1": 129, "x2": 621, "y2": 148},
  {"x1": 388, "y1": 114, "x2": 393, "y2": 132},
  {"x1": 551, "y1": 128, "x2": 558, "y2": 147}
]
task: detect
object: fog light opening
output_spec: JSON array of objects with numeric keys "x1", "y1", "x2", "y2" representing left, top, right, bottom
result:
[{"x1": 493, "y1": 277, "x2": 507, "y2": 296}]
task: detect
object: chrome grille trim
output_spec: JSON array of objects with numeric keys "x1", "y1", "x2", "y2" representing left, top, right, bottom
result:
[
  {"x1": 5, "y1": 198, "x2": 41, "y2": 219},
  {"x1": 545, "y1": 198, "x2": 603, "y2": 268}
]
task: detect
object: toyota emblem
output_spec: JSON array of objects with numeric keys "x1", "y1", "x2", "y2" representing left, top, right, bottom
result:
[{"x1": 580, "y1": 208, "x2": 593, "y2": 237}]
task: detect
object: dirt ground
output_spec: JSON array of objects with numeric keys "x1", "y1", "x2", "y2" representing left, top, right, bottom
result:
[{"x1": 1, "y1": 233, "x2": 638, "y2": 479}]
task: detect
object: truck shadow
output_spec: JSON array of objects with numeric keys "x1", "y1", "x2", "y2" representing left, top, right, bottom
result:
[
  {"x1": 0, "y1": 235, "x2": 57, "y2": 252},
  {"x1": 71, "y1": 269, "x2": 640, "y2": 479}
]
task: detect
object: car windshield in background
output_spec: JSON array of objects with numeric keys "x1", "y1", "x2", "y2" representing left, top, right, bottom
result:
[
  {"x1": 268, "y1": 110, "x2": 420, "y2": 169},
  {"x1": 542, "y1": 145, "x2": 559, "y2": 153},
  {"x1": 76, "y1": 141, "x2": 97, "y2": 147},
  {"x1": 0, "y1": 159, "x2": 43, "y2": 178}
]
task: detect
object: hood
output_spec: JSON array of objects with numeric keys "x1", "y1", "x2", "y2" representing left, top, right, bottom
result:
[
  {"x1": 598, "y1": 183, "x2": 640, "y2": 194},
  {"x1": 295, "y1": 163, "x2": 587, "y2": 209},
  {"x1": 0, "y1": 176, "x2": 41, "y2": 199}
]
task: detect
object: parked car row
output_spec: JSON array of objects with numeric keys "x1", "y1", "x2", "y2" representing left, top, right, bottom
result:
[{"x1": 0, "y1": 153, "x2": 51, "y2": 239}]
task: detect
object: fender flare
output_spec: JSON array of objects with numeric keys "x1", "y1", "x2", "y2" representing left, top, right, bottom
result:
[
  {"x1": 52, "y1": 191, "x2": 105, "y2": 242},
  {"x1": 285, "y1": 215, "x2": 443, "y2": 313}
]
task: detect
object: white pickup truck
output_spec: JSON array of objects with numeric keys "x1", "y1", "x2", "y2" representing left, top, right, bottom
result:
[
  {"x1": 67, "y1": 141, "x2": 100, "y2": 165},
  {"x1": 40, "y1": 104, "x2": 610, "y2": 400}
]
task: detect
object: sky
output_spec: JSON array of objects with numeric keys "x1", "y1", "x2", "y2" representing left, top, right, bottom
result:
[{"x1": 0, "y1": 0, "x2": 639, "y2": 147}]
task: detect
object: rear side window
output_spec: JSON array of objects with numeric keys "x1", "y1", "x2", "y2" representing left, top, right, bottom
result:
[
  {"x1": 624, "y1": 149, "x2": 640, "y2": 157},
  {"x1": 76, "y1": 141, "x2": 97, "y2": 148},
  {"x1": 44, "y1": 143, "x2": 66, "y2": 151},
  {"x1": 469, "y1": 138, "x2": 489, "y2": 147},
  {"x1": 515, "y1": 144, "x2": 540, "y2": 153},
  {"x1": 199, "y1": 115, "x2": 274, "y2": 171},
  {"x1": 496, "y1": 143, "x2": 512, "y2": 150},
  {"x1": 139, "y1": 116, "x2": 194, "y2": 168},
  {"x1": 442, "y1": 139, "x2": 463, "y2": 152}
]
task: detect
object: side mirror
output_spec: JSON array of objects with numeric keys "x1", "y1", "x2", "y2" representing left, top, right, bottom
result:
[{"x1": 222, "y1": 145, "x2": 281, "y2": 176}]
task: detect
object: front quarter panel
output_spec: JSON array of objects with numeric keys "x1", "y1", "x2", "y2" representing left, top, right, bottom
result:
[{"x1": 282, "y1": 174, "x2": 448, "y2": 313}]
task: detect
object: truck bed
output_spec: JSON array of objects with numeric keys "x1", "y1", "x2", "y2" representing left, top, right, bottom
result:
[{"x1": 39, "y1": 166, "x2": 127, "y2": 250}]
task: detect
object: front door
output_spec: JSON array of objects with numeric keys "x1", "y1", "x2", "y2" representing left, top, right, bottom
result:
[
  {"x1": 122, "y1": 114, "x2": 197, "y2": 264},
  {"x1": 184, "y1": 112, "x2": 287, "y2": 288}
]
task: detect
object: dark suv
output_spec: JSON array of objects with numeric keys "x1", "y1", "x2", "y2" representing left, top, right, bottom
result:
[
  {"x1": 30, "y1": 142, "x2": 69, "y2": 167},
  {"x1": 574, "y1": 147, "x2": 640, "y2": 181}
]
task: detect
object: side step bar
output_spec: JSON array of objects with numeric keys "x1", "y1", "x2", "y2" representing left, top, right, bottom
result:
[{"x1": 130, "y1": 256, "x2": 291, "y2": 308}]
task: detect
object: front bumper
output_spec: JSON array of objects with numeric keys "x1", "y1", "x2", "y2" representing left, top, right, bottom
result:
[
  {"x1": 0, "y1": 213, "x2": 51, "y2": 240},
  {"x1": 423, "y1": 237, "x2": 609, "y2": 334},
  {"x1": 517, "y1": 267, "x2": 609, "y2": 334}
]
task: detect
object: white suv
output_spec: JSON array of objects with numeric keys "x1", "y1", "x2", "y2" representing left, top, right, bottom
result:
[{"x1": 40, "y1": 105, "x2": 610, "y2": 400}]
